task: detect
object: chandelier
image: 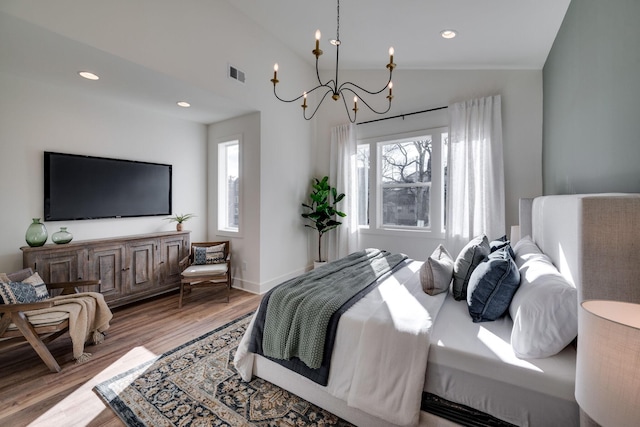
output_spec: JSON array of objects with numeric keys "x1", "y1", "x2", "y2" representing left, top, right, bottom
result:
[{"x1": 270, "y1": 0, "x2": 395, "y2": 123}]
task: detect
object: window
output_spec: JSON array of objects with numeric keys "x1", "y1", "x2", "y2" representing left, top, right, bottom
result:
[
  {"x1": 356, "y1": 144, "x2": 370, "y2": 226},
  {"x1": 358, "y1": 127, "x2": 448, "y2": 234},
  {"x1": 218, "y1": 139, "x2": 240, "y2": 232}
]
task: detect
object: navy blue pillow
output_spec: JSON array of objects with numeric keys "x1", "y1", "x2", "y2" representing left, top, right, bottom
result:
[{"x1": 466, "y1": 245, "x2": 520, "y2": 323}]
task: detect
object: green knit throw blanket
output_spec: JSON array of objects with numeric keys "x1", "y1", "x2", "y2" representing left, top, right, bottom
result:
[{"x1": 262, "y1": 248, "x2": 408, "y2": 369}]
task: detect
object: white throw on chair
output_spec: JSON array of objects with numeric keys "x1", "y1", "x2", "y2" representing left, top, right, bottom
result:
[{"x1": 179, "y1": 241, "x2": 231, "y2": 308}]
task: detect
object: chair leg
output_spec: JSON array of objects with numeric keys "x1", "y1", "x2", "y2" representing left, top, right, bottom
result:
[
  {"x1": 178, "y1": 282, "x2": 185, "y2": 309},
  {"x1": 12, "y1": 312, "x2": 61, "y2": 373}
]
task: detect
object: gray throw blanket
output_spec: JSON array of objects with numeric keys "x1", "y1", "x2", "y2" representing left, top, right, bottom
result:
[{"x1": 262, "y1": 248, "x2": 408, "y2": 369}]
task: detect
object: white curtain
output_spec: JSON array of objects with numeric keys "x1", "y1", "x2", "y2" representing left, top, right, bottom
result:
[
  {"x1": 328, "y1": 123, "x2": 358, "y2": 260},
  {"x1": 446, "y1": 95, "x2": 505, "y2": 255}
]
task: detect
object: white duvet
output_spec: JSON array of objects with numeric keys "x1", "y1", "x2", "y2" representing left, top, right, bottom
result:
[{"x1": 234, "y1": 260, "x2": 447, "y2": 427}]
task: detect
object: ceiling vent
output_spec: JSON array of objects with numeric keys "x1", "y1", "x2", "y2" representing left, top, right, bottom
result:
[{"x1": 228, "y1": 64, "x2": 246, "y2": 84}]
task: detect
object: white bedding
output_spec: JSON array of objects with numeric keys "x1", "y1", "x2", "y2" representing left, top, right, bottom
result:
[
  {"x1": 234, "y1": 260, "x2": 447, "y2": 427},
  {"x1": 425, "y1": 296, "x2": 578, "y2": 426}
]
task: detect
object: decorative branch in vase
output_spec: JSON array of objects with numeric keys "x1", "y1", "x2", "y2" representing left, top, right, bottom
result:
[
  {"x1": 165, "y1": 213, "x2": 195, "y2": 231},
  {"x1": 301, "y1": 176, "x2": 346, "y2": 265}
]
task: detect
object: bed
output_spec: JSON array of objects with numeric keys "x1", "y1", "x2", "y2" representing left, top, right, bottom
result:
[{"x1": 234, "y1": 193, "x2": 640, "y2": 427}]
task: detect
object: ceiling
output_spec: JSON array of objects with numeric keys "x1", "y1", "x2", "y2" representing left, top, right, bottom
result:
[
  {"x1": 0, "y1": 1, "x2": 571, "y2": 124},
  {"x1": 229, "y1": 0, "x2": 572, "y2": 70}
]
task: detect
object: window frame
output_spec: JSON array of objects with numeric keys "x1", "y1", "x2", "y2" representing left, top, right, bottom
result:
[
  {"x1": 216, "y1": 136, "x2": 242, "y2": 237},
  {"x1": 358, "y1": 127, "x2": 447, "y2": 238}
]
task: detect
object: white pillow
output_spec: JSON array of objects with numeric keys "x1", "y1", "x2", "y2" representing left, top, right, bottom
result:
[
  {"x1": 509, "y1": 249, "x2": 578, "y2": 358},
  {"x1": 420, "y1": 245, "x2": 454, "y2": 295},
  {"x1": 513, "y1": 235, "x2": 548, "y2": 269}
]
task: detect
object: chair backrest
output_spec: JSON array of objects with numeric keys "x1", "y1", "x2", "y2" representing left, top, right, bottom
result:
[
  {"x1": 7, "y1": 268, "x2": 35, "y2": 282},
  {"x1": 190, "y1": 241, "x2": 230, "y2": 260}
]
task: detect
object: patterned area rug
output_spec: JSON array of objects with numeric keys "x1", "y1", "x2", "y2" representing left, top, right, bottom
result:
[{"x1": 94, "y1": 312, "x2": 353, "y2": 426}]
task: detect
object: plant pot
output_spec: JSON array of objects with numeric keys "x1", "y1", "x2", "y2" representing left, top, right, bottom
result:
[{"x1": 176, "y1": 223, "x2": 183, "y2": 231}]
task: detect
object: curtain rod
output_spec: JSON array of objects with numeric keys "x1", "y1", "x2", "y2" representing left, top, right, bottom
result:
[{"x1": 356, "y1": 105, "x2": 448, "y2": 125}]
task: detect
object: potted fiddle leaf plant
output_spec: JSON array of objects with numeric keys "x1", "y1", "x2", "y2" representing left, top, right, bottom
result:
[
  {"x1": 165, "y1": 213, "x2": 195, "y2": 231},
  {"x1": 301, "y1": 176, "x2": 346, "y2": 266}
]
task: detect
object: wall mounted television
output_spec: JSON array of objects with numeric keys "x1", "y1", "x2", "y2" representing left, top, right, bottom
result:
[{"x1": 44, "y1": 151, "x2": 172, "y2": 221}]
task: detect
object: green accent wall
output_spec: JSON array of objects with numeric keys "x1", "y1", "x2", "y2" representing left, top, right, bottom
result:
[{"x1": 543, "y1": 0, "x2": 640, "y2": 194}]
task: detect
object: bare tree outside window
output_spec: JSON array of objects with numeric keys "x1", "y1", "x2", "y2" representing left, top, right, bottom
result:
[
  {"x1": 381, "y1": 137, "x2": 432, "y2": 227},
  {"x1": 356, "y1": 127, "x2": 446, "y2": 233}
]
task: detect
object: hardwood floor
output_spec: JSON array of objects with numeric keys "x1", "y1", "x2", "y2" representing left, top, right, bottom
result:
[{"x1": 0, "y1": 287, "x2": 261, "y2": 426}]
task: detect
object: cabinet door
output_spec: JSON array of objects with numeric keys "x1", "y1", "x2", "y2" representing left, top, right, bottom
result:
[
  {"x1": 159, "y1": 235, "x2": 187, "y2": 288},
  {"x1": 125, "y1": 240, "x2": 157, "y2": 294},
  {"x1": 88, "y1": 244, "x2": 125, "y2": 301},
  {"x1": 29, "y1": 249, "x2": 86, "y2": 284}
]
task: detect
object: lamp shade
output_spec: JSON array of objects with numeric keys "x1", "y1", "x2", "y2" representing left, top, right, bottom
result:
[{"x1": 575, "y1": 300, "x2": 640, "y2": 427}]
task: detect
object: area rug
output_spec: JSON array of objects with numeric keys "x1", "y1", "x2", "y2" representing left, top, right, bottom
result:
[{"x1": 93, "y1": 312, "x2": 353, "y2": 426}]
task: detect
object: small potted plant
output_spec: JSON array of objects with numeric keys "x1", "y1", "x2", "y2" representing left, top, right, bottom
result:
[
  {"x1": 301, "y1": 176, "x2": 346, "y2": 267},
  {"x1": 165, "y1": 213, "x2": 195, "y2": 231}
]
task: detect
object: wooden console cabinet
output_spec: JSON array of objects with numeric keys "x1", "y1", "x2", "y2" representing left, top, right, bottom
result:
[{"x1": 21, "y1": 231, "x2": 190, "y2": 308}]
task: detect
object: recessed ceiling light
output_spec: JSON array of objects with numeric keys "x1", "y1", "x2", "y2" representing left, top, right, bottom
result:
[
  {"x1": 78, "y1": 71, "x2": 100, "y2": 80},
  {"x1": 177, "y1": 101, "x2": 191, "y2": 108},
  {"x1": 440, "y1": 29, "x2": 457, "y2": 39}
]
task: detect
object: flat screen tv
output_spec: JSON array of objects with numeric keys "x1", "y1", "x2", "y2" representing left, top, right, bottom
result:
[{"x1": 44, "y1": 152, "x2": 172, "y2": 221}]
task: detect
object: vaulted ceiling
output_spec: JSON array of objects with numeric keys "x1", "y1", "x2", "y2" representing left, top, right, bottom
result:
[{"x1": 0, "y1": 1, "x2": 571, "y2": 124}]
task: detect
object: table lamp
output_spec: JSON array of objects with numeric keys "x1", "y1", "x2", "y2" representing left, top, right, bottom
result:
[{"x1": 575, "y1": 300, "x2": 640, "y2": 427}]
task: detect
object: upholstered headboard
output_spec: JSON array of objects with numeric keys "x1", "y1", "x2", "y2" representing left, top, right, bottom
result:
[{"x1": 519, "y1": 194, "x2": 640, "y2": 304}]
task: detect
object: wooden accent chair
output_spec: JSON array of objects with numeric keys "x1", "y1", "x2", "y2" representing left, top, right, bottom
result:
[
  {"x1": 0, "y1": 268, "x2": 99, "y2": 372},
  {"x1": 179, "y1": 241, "x2": 232, "y2": 308}
]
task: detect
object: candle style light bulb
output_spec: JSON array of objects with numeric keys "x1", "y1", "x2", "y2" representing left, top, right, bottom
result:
[
  {"x1": 315, "y1": 30, "x2": 321, "y2": 49},
  {"x1": 271, "y1": 63, "x2": 279, "y2": 85},
  {"x1": 389, "y1": 47, "x2": 394, "y2": 63},
  {"x1": 302, "y1": 92, "x2": 308, "y2": 108},
  {"x1": 388, "y1": 81, "x2": 393, "y2": 99}
]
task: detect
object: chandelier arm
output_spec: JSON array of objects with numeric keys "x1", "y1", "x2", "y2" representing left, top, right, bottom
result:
[
  {"x1": 338, "y1": 72, "x2": 393, "y2": 96},
  {"x1": 340, "y1": 93, "x2": 357, "y2": 123},
  {"x1": 340, "y1": 87, "x2": 392, "y2": 116},
  {"x1": 273, "y1": 83, "x2": 331, "y2": 103},
  {"x1": 303, "y1": 88, "x2": 335, "y2": 120},
  {"x1": 315, "y1": 57, "x2": 337, "y2": 92}
]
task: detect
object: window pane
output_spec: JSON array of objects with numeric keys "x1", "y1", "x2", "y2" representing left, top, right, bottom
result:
[
  {"x1": 218, "y1": 140, "x2": 239, "y2": 231},
  {"x1": 380, "y1": 137, "x2": 432, "y2": 228},
  {"x1": 382, "y1": 186, "x2": 430, "y2": 227},
  {"x1": 381, "y1": 138, "x2": 432, "y2": 184},
  {"x1": 356, "y1": 144, "x2": 370, "y2": 226}
]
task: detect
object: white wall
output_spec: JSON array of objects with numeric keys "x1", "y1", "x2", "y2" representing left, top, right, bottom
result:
[
  {"x1": 208, "y1": 112, "x2": 262, "y2": 293},
  {"x1": 0, "y1": 2, "x2": 545, "y2": 290},
  {"x1": 0, "y1": 1, "x2": 318, "y2": 292},
  {"x1": 0, "y1": 72, "x2": 207, "y2": 272},
  {"x1": 314, "y1": 69, "x2": 543, "y2": 260}
]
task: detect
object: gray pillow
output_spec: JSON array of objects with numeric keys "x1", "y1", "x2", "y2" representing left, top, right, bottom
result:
[
  {"x1": 452, "y1": 234, "x2": 490, "y2": 300},
  {"x1": 466, "y1": 245, "x2": 520, "y2": 322},
  {"x1": 420, "y1": 245, "x2": 454, "y2": 295},
  {"x1": 0, "y1": 281, "x2": 45, "y2": 304},
  {"x1": 193, "y1": 243, "x2": 226, "y2": 265}
]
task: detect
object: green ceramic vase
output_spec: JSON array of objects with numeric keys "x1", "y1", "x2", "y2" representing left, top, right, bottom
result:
[
  {"x1": 52, "y1": 227, "x2": 73, "y2": 244},
  {"x1": 25, "y1": 218, "x2": 48, "y2": 247}
]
